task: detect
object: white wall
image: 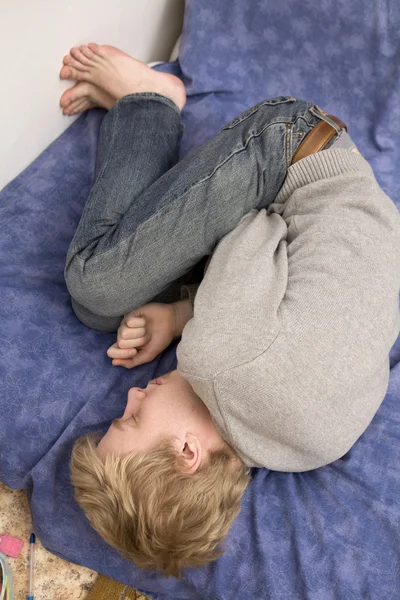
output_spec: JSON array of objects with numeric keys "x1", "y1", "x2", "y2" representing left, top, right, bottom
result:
[{"x1": 0, "y1": 0, "x2": 184, "y2": 191}]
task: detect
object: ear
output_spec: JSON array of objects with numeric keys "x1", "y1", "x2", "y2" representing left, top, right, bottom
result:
[{"x1": 173, "y1": 433, "x2": 202, "y2": 474}]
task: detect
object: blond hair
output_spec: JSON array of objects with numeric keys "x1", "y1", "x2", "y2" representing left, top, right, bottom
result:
[{"x1": 70, "y1": 434, "x2": 251, "y2": 577}]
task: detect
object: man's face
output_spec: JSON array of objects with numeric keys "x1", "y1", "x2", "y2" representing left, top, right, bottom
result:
[{"x1": 96, "y1": 370, "x2": 213, "y2": 459}]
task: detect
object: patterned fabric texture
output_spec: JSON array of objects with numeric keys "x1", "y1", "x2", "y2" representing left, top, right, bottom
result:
[
  {"x1": 0, "y1": 1, "x2": 399, "y2": 599},
  {"x1": 86, "y1": 575, "x2": 150, "y2": 600}
]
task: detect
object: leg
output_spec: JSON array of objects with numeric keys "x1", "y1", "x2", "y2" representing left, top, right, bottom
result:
[
  {"x1": 62, "y1": 45, "x2": 186, "y2": 330},
  {"x1": 63, "y1": 46, "x2": 332, "y2": 331},
  {"x1": 65, "y1": 92, "x2": 184, "y2": 330}
]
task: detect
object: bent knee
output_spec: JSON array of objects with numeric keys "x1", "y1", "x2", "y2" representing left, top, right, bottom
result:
[
  {"x1": 70, "y1": 298, "x2": 121, "y2": 332},
  {"x1": 65, "y1": 256, "x2": 147, "y2": 319},
  {"x1": 65, "y1": 258, "x2": 121, "y2": 316}
]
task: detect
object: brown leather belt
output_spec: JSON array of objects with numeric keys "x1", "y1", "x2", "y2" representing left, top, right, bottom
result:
[{"x1": 291, "y1": 114, "x2": 347, "y2": 165}]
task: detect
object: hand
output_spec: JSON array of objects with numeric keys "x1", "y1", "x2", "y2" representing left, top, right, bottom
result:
[{"x1": 107, "y1": 303, "x2": 177, "y2": 369}]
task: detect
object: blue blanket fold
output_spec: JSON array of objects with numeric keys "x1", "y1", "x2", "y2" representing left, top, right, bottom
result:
[{"x1": 1, "y1": 1, "x2": 399, "y2": 599}]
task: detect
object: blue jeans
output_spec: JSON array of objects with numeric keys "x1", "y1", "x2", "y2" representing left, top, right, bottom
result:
[{"x1": 65, "y1": 94, "x2": 342, "y2": 331}]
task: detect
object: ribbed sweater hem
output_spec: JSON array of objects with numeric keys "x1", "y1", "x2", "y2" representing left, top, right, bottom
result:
[{"x1": 275, "y1": 149, "x2": 374, "y2": 203}]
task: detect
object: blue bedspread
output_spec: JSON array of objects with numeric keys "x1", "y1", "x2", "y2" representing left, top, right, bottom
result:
[{"x1": 1, "y1": 1, "x2": 399, "y2": 599}]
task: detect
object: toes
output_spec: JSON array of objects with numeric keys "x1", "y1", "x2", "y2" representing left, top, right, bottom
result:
[
  {"x1": 62, "y1": 103, "x2": 73, "y2": 115},
  {"x1": 70, "y1": 47, "x2": 82, "y2": 61},
  {"x1": 63, "y1": 54, "x2": 87, "y2": 71},
  {"x1": 73, "y1": 100, "x2": 95, "y2": 115},
  {"x1": 70, "y1": 46, "x2": 92, "y2": 66},
  {"x1": 60, "y1": 65, "x2": 85, "y2": 81},
  {"x1": 63, "y1": 98, "x2": 87, "y2": 115},
  {"x1": 70, "y1": 99, "x2": 91, "y2": 115},
  {"x1": 60, "y1": 88, "x2": 73, "y2": 108},
  {"x1": 60, "y1": 65, "x2": 73, "y2": 80},
  {"x1": 77, "y1": 101, "x2": 96, "y2": 114},
  {"x1": 60, "y1": 82, "x2": 91, "y2": 107},
  {"x1": 88, "y1": 42, "x2": 102, "y2": 56},
  {"x1": 80, "y1": 45, "x2": 98, "y2": 61}
]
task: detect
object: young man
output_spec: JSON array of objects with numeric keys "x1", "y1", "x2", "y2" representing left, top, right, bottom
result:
[{"x1": 64, "y1": 44, "x2": 400, "y2": 576}]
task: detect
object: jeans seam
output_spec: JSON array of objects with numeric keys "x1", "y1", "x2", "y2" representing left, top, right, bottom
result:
[
  {"x1": 222, "y1": 96, "x2": 297, "y2": 129},
  {"x1": 117, "y1": 92, "x2": 181, "y2": 115},
  {"x1": 91, "y1": 95, "x2": 181, "y2": 187},
  {"x1": 295, "y1": 110, "x2": 316, "y2": 129},
  {"x1": 75, "y1": 102, "x2": 120, "y2": 236},
  {"x1": 83, "y1": 118, "x2": 296, "y2": 263},
  {"x1": 72, "y1": 98, "x2": 183, "y2": 266},
  {"x1": 285, "y1": 124, "x2": 292, "y2": 169},
  {"x1": 308, "y1": 106, "x2": 342, "y2": 133}
]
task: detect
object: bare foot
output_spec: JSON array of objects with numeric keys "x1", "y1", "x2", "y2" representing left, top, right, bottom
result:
[
  {"x1": 60, "y1": 81, "x2": 114, "y2": 115},
  {"x1": 59, "y1": 43, "x2": 186, "y2": 112}
]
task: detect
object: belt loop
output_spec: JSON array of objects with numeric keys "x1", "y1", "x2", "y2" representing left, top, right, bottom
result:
[{"x1": 309, "y1": 106, "x2": 342, "y2": 134}]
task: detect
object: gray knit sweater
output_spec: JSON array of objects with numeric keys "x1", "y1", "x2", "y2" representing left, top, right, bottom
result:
[{"x1": 177, "y1": 149, "x2": 400, "y2": 472}]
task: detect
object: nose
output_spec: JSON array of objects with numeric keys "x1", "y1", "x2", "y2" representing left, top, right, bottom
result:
[
  {"x1": 127, "y1": 386, "x2": 146, "y2": 405},
  {"x1": 124, "y1": 387, "x2": 145, "y2": 417},
  {"x1": 132, "y1": 386, "x2": 147, "y2": 396}
]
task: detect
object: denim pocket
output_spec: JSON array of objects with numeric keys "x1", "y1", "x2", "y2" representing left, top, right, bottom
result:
[
  {"x1": 222, "y1": 96, "x2": 297, "y2": 130},
  {"x1": 284, "y1": 124, "x2": 307, "y2": 168}
]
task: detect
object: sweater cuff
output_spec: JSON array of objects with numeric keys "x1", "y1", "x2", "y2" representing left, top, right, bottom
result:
[{"x1": 180, "y1": 284, "x2": 200, "y2": 310}]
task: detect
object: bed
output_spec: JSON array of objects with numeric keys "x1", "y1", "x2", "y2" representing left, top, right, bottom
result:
[{"x1": 1, "y1": 1, "x2": 399, "y2": 599}]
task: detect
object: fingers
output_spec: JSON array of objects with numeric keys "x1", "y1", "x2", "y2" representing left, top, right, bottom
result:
[
  {"x1": 119, "y1": 326, "x2": 146, "y2": 340},
  {"x1": 117, "y1": 333, "x2": 151, "y2": 349},
  {"x1": 125, "y1": 315, "x2": 146, "y2": 328},
  {"x1": 117, "y1": 315, "x2": 150, "y2": 348},
  {"x1": 111, "y1": 358, "x2": 139, "y2": 369},
  {"x1": 113, "y1": 350, "x2": 153, "y2": 369},
  {"x1": 107, "y1": 343, "x2": 138, "y2": 359},
  {"x1": 110, "y1": 349, "x2": 153, "y2": 369},
  {"x1": 108, "y1": 305, "x2": 163, "y2": 369},
  {"x1": 111, "y1": 357, "x2": 137, "y2": 369}
]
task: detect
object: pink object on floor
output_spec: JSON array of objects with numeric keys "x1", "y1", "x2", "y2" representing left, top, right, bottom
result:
[{"x1": 0, "y1": 534, "x2": 24, "y2": 558}]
